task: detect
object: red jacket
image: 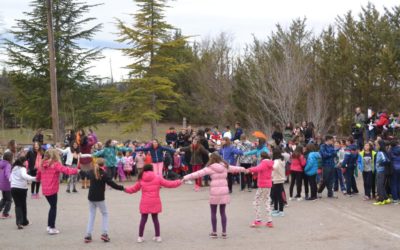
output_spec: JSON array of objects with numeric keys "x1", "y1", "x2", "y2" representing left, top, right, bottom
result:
[
  {"x1": 249, "y1": 159, "x2": 274, "y2": 188},
  {"x1": 125, "y1": 171, "x2": 181, "y2": 214},
  {"x1": 376, "y1": 113, "x2": 389, "y2": 127},
  {"x1": 290, "y1": 155, "x2": 306, "y2": 172},
  {"x1": 36, "y1": 160, "x2": 78, "y2": 196}
]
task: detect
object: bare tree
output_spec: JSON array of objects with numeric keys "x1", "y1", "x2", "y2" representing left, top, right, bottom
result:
[{"x1": 306, "y1": 85, "x2": 330, "y2": 135}]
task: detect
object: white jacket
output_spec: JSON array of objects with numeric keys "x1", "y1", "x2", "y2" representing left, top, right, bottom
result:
[
  {"x1": 10, "y1": 166, "x2": 36, "y2": 189},
  {"x1": 272, "y1": 159, "x2": 286, "y2": 184},
  {"x1": 57, "y1": 147, "x2": 74, "y2": 166}
]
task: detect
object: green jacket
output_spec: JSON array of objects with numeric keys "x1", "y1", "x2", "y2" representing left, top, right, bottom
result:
[{"x1": 93, "y1": 146, "x2": 132, "y2": 168}]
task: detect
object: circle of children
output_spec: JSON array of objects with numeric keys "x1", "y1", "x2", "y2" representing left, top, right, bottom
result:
[{"x1": 0, "y1": 109, "x2": 400, "y2": 243}]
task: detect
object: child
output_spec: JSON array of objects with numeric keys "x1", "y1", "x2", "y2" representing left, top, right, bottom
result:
[
  {"x1": 84, "y1": 158, "x2": 125, "y2": 243},
  {"x1": 334, "y1": 141, "x2": 346, "y2": 194},
  {"x1": 271, "y1": 148, "x2": 286, "y2": 216},
  {"x1": 183, "y1": 153, "x2": 246, "y2": 238},
  {"x1": 135, "y1": 151, "x2": 146, "y2": 176},
  {"x1": 125, "y1": 164, "x2": 182, "y2": 243},
  {"x1": 373, "y1": 140, "x2": 391, "y2": 205},
  {"x1": 124, "y1": 152, "x2": 134, "y2": 181},
  {"x1": 10, "y1": 156, "x2": 37, "y2": 229},
  {"x1": 248, "y1": 152, "x2": 274, "y2": 228},
  {"x1": 0, "y1": 152, "x2": 13, "y2": 219},
  {"x1": 116, "y1": 151, "x2": 126, "y2": 182},
  {"x1": 289, "y1": 146, "x2": 306, "y2": 201},
  {"x1": 36, "y1": 149, "x2": 78, "y2": 235},
  {"x1": 304, "y1": 144, "x2": 321, "y2": 200},
  {"x1": 342, "y1": 144, "x2": 359, "y2": 197},
  {"x1": 357, "y1": 143, "x2": 376, "y2": 200}
]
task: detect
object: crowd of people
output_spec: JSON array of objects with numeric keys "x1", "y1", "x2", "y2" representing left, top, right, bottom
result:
[{"x1": 0, "y1": 112, "x2": 400, "y2": 243}]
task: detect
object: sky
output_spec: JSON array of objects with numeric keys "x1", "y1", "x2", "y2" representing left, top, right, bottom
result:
[{"x1": 1, "y1": 0, "x2": 399, "y2": 80}]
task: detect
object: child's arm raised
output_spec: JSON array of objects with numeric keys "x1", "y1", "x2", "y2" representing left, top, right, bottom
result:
[
  {"x1": 183, "y1": 167, "x2": 212, "y2": 182},
  {"x1": 55, "y1": 162, "x2": 78, "y2": 175},
  {"x1": 125, "y1": 182, "x2": 141, "y2": 194},
  {"x1": 159, "y1": 178, "x2": 182, "y2": 188},
  {"x1": 228, "y1": 165, "x2": 246, "y2": 173}
]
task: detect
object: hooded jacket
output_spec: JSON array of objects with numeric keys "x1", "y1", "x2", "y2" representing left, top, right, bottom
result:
[
  {"x1": 183, "y1": 163, "x2": 245, "y2": 204},
  {"x1": 0, "y1": 160, "x2": 12, "y2": 191},
  {"x1": 125, "y1": 171, "x2": 181, "y2": 214},
  {"x1": 244, "y1": 145, "x2": 270, "y2": 164},
  {"x1": 249, "y1": 159, "x2": 274, "y2": 188},
  {"x1": 304, "y1": 152, "x2": 321, "y2": 176},
  {"x1": 136, "y1": 146, "x2": 175, "y2": 163},
  {"x1": 376, "y1": 113, "x2": 389, "y2": 127},
  {"x1": 272, "y1": 159, "x2": 286, "y2": 184},
  {"x1": 36, "y1": 160, "x2": 78, "y2": 196},
  {"x1": 319, "y1": 144, "x2": 337, "y2": 168},
  {"x1": 219, "y1": 145, "x2": 243, "y2": 165}
]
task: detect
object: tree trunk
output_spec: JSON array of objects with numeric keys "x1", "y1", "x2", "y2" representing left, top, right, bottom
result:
[{"x1": 151, "y1": 94, "x2": 157, "y2": 139}]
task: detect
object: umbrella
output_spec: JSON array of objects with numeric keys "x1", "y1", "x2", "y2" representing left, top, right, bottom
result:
[{"x1": 252, "y1": 131, "x2": 267, "y2": 140}]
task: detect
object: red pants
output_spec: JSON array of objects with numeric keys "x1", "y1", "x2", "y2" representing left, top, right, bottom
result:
[{"x1": 192, "y1": 165, "x2": 203, "y2": 187}]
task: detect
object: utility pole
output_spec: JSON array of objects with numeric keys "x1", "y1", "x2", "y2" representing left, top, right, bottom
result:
[
  {"x1": 109, "y1": 58, "x2": 114, "y2": 84},
  {"x1": 46, "y1": 0, "x2": 60, "y2": 143}
]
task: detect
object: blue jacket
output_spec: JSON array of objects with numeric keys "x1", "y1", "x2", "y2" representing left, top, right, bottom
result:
[
  {"x1": 244, "y1": 145, "x2": 270, "y2": 164},
  {"x1": 304, "y1": 152, "x2": 321, "y2": 176},
  {"x1": 390, "y1": 146, "x2": 400, "y2": 171},
  {"x1": 319, "y1": 144, "x2": 337, "y2": 168},
  {"x1": 136, "y1": 146, "x2": 175, "y2": 163},
  {"x1": 375, "y1": 151, "x2": 388, "y2": 173},
  {"x1": 342, "y1": 151, "x2": 358, "y2": 169},
  {"x1": 219, "y1": 145, "x2": 243, "y2": 165},
  {"x1": 233, "y1": 128, "x2": 243, "y2": 141}
]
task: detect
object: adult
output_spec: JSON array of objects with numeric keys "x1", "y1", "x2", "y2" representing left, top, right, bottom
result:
[
  {"x1": 304, "y1": 122, "x2": 315, "y2": 145},
  {"x1": 32, "y1": 129, "x2": 44, "y2": 145},
  {"x1": 244, "y1": 138, "x2": 270, "y2": 165},
  {"x1": 79, "y1": 130, "x2": 96, "y2": 188},
  {"x1": 271, "y1": 124, "x2": 283, "y2": 147},
  {"x1": 88, "y1": 129, "x2": 98, "y2": 144},
  {"x1": 5, "y1": 140, "x2": 18, "y2": 163},
  {"x1": 219, "y1": 137, "x2": 243, "y2": 193},
  {"x1": 354, "y1": 107, "x2": 366, "y2": 149},
  {"x1": 374, "y1": 109, "x2": 389, "y2": 137},
  {"x1": 165, "y1": 127, "x2": 178, "y2": 148},
  {"x1": 25, "y1": 142, "x2": 43, "y2": 198},
  {"x1": 317, "y1": 136, "x2": 339, "y2": 198},
  {"x1": 135, "y1": 139, "x2": 175, "y2": 177},
  {"x1": 178, "y1": 136, "x2": 209, "y2": 191},
  {"x1": 223, "y1": 126, "x2": 232, "y2": 140},
  {"x1": 366, "y1": 110, "x2": 377, "y2": 141},
  {"x1": 232, "y1": 122, "x2": 243, "y2": 141}
]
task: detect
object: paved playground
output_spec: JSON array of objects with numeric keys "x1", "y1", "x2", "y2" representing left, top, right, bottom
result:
[{"x1": 1, "y1": 180, "x2": 399, "y2": 250}]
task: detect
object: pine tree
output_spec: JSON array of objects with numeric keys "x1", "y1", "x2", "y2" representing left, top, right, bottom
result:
[
  {"x1": 114, "y1": 0, "x2": 187, "y2": 138},
  {"x1": 5, "y1": 0, "x2": 103, "y2": 130}
]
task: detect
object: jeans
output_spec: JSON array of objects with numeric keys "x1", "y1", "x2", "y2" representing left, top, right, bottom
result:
[
  {"x1": 0, "y1": 190, "x2": 12, "y2": 216},
  {"x1": 289, "y1": 171, "x2": 302, "y2": 198},
  {"x1": 376, "y1": 172, "x2": 387, "y2": 201},
  {"x1": 240, "y1": 163, "x2": 252, "y2": 190},
  {"x1": 139, "y1": 213, "x2": 160, "y2": 237},
  {"x1": 334, "y1": 168, "x2": 346, "y2": 192},
  {"x1": 86, "y1": 201, "x2": 108, "y2": 236},
  {"x1": 318, "y1": 166, "x2": 335, "y2": 197},
  {"x1": 45, "y1": 194, "x2": 58, "y2": 228},
  {"x1": 11, "y1": 188, "x2": 28, "y2": 226},
  {"x1": 362, "y1": 171, "x2": 372, "y2": 198},
  {"x1": 390, "y1": 169, "x2": 400, "y2": 201},
  {"x1": 271, "y1": 184, "x2": 284, "y2": 212},
  {"x1": 307, "y1": 174, "x2": 318, "y2": 198},
  {"x1": 210, "y1": 204, "x2": 227, "y2": 233}
]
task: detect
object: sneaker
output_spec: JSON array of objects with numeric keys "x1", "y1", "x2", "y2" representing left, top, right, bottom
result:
[
  {"x1": 46, "y1": 227, "x2": 51, "y2": 233},
  {"x1": 250, "y1": 220, "x2": 263, "y2": 228},
  {"x1": 137, "y1": 237, "x2": 144, "y2": 243},
  {"x1": 305, "y1": 197, "x2": 317, "y2": 201},
  {"x1": 289, "y1": 197, "x2": 294, "y2": 201},
  {"x1": 209, "y1": 232, "x2": 218, "y2": 239},
  {"x1": 17, "y1": 224, "x2": 23, "y2": 230},
  {"x1": 22, "y1": 221, "x2": 31, "y2": 227},
  {"x1": 194, "y1": 185, "x2": 200, "y2": 192},
  {"x1": 72, "y1": 189, "x2": 78, "y2": 193},
  {"x1": 186, "y1": 180, "x2": 193, "y2": 185},
  {"x1": 373, "y1": 201, "x2": 385, "y2": 206},
  {"x1": 152, "y1": 236, "x2": 162, "y2": 243},
  {"x1": 84, "y1": 235, "x2": 92, "y2": 243},
  {"x1": 317, "y1": 193, "x2": 322, "y2": 199},
  {"x1": 101, "y1": 234, "x2": 110, "y2": 242},
  {"x1": 342, "y1": 190, "x2": 347, "y2": 194},
  {"x1": 296, "y1": 197, "x2": 303, "y2": 201},
  {"x1": 393, "y1": 200, "x2": 399, "y2": 205},
  {"x1": 384, "y1": 198, "x2": 392, "y2": 205},
  {"x1": 0, "y1": 214, "x2": 11, "y2": 219},
  {"x1": 35, "y1": 194, "x2": 40, "y2": 199},
  {"x1": 272, "y1": 211, "x2": 284, "y2": 217},
  {"x1": 48, "y1": 228, "x2": 60, "y2": 235},
  {"x1": 247, "y1": 188, "x2": 252, "y2": 192},
  {"x1": 66, "y1": 190, "x2": 71, "y2": 193},
  {"x1": 31, "y1": 194, "x2": 36, "y2": 199},
  {"x1": 271, "y1": 210, "x2": 279, "y2": 215},
  {"x1": 221, "y1": 233, "x2": 228, "y2": 239},
  {"x1": 266, "y1": 221, "x2": 274, "y2": 228},
  {"x1": 363, "y1": 196, "x2": 371, "y2": 201}
]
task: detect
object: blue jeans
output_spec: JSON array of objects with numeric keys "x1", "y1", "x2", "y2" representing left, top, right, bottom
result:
[
  {"x1": 86, "y1": 201, "x2": 108, "y2": 236},
  {"x1": 391, "y1": 169, "x2": 400, "y2": 201},
  {"x1": 334, "y1": 168, "x2": 345, "y2": 191}
]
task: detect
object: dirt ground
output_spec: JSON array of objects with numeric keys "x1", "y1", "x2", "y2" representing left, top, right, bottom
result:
[{"x1": 1, "y1": 179, "x2": 400, "y2": 250}]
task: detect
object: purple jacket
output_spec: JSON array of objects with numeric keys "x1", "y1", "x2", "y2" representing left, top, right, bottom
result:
[{"x1": 0, "y1": 160, "x2": 12, "y2": 191}]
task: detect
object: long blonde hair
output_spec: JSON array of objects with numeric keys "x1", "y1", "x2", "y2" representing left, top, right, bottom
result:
[
  {"x1": 94, "y1": 158, "x2": 105, "y2": 180},
  {"x1": 41, "y1": 149, "x2": 61, "y2": 169}
]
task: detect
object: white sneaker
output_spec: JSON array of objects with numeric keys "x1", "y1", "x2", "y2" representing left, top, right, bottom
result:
[
  {"x1": 153, "y1": 236, "x2": 162, "y2": 243},
  {"x1": 137, "y1": 237, "x2": 144, "y2": 243},
  {"x1": 296, "y1": 197, "x2": 303, "y2": 201},
  {"x1": 186, "y1": 180, "x2": 193, "y2": 185},
  {"x1": 46, "y1": 227, "x2": 50, "y2": 233},
  {"x1": 289, "y1": 197, "x2": 294, "y2": 201},
  {"x1": 48, "y1": 228, "x2": 60, "y2": 235}
]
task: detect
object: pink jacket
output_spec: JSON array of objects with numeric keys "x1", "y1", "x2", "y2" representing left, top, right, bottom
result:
[
  {"x1": 290, "y1": 155, "x2": 306, "y2": 172},
  {"x1": 125, "y1": 171, "x2": 181, "y2": 214},
  {"x1": 36, "y1": 160, "x2": 78, "y2": 196},
  {"x1": 249, "y1": 159, "x2": 274, "y2": 188},
  {"x1": 183, "y1": 163, "x2": 245, "y2": 205}
]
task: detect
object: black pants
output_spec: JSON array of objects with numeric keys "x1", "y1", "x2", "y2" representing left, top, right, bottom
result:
[
  {"x1": 31, "y1": 182, "x2": 41, "y2": 194},
  {"x1": 302, "y1": 172, "x2": 309, "y2": 197},
  {"x1": 363, "y1": 171, "x2": 373, "y2": 198},
  {"x1": 45, "y1": 194, "x2": 58, "y2": 228},
  {"x1": 227, "y1": 173, "x2": 233, "y2": 193},
  {"x1": 289, "y1": 171, "x2": 302, "y2": 198},
  {"x1": 371, "y1": 171, "x2": 376, "y2": 198},
  {"x1": 240, "y1": 163, "x2": 252, "y2": 190},
  {"x1": 106, "y1": 167, "x2": 116, "y2": 180},
  {"x1": 271, "y1": 183, "x2": 284, "y2": 212},
  {"x1": 11, "y1": 188, "x2": 28, "y2": 226},
  {"x1": 308, "y1": 174, "x2": 318, "y2": 199},
  {"x1": 0, "y1": 190, "x2": 12, "y2": 216},
  {"x1": 318, "y1": 167, "x2": 335, "y2": 197}
]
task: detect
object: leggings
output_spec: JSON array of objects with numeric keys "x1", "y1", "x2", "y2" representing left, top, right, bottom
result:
[
  {"x1": 192, "y1": 164, "x2": 203, "y2": 186},
  {"x1": 210, "y1": 204, "x2": 227, "y2": 233},
  {"x1": 31, "y1": 182, "x2": 41, "y2": 194},
  {"x1": 271, "y1": 184, "x2": 284, "y2": 212},
  {"x1": 45, "y1": 194, "x2": 58, "y2": 228},
  {"x1": 139, "y1": 213, "x2": 160, "y2": 237},
  {"x1": 289, "y1": 171, "x2": 302, "y2": 198},
  {"x1": 152, "y1": 162, "x2": 164, "y2": 177}
]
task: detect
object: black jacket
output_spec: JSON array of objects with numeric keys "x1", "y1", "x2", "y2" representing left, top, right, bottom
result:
[{"x1": 87, "y1": 169, "x2": 124, "y2": 201}]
